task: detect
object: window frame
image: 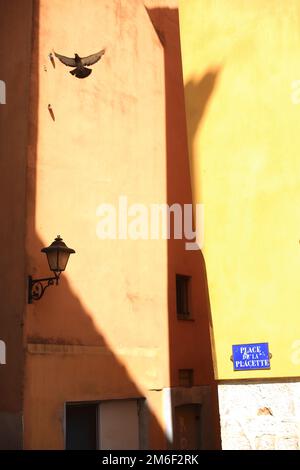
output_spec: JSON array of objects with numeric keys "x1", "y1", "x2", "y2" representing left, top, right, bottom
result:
[
  {"x1": 176, "y1": 274, "x2": 192, "y2": 320},
  {"x1": 178, "y1": 368, "x2": 194, "y2": 387},
  {"x1": 64, "y1": 398, "x2": 147, "y2": 450},
  {"x1": 65, "y1": 401, "x2": 99, "y2": 450}
]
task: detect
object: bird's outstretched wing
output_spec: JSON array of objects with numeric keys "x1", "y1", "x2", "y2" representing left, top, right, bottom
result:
[
  {"x1": 54, "y1": 52, "x2": 76, "y2": 67},
  {"x1": 81, "y1": 49, "x2": 105, "y2": 66}
]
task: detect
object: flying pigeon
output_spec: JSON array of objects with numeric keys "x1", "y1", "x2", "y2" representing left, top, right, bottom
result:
[{"x1": 54, "y1": 50, "x2": 105, "y2": 78}]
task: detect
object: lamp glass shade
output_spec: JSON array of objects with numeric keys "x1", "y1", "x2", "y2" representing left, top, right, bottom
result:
[{"x1": 41, "y1": 235, "x2": 75, "y2": 273}]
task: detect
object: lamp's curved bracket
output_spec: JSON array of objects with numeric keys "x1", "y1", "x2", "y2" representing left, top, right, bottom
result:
[{"x1": 28, "y1": 273, "x2": 60, "y2": 304}]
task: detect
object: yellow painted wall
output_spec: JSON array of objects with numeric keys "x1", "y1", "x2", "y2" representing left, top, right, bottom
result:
[{"x1": 179, "y1": 0, "x2": 300, "y2": 379}]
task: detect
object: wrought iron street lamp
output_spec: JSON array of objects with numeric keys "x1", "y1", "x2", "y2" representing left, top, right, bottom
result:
[{"x1": 28, "y1": 235, "x2": 75, "y2": 303}]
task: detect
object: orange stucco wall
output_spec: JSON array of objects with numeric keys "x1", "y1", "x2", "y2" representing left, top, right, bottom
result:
[
  {"x1": 24, "y1": 0, "x2": 170, "y2": 449},
  {"x1": 146, "y1": 3, "x2": 220, "y2": 448},
  {"x1": 1, "y1": 0, "x2": 219, "y2": 449}
]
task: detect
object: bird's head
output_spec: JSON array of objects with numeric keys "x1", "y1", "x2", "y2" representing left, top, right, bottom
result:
[{"x1": 74, "y1": 53, "x2": 80, "y2": 59}]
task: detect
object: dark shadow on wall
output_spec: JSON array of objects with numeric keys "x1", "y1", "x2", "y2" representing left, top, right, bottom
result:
[
  {"x1": 0, "y1": 0, "x2": 164, "y2": 450},
  {"x1": 184, "y1": 72, "x2": 219, "y2": 198},
  {"x1": 184, "y1": 72, "x2": 219, "y2": 151},
  {"x1": 0, "y1": 0, "x2": 34, "y2": 450},
  {"x1": 146, "y1": 7, "x2": 221, "y2": 450},
  {"x1": 183, "y1": 71, "x2": 220, "y2": 377}
]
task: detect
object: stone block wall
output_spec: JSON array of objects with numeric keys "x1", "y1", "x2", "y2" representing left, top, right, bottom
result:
[{"x1": 218, "y1": 381, "x2": 300, "y2": 450}]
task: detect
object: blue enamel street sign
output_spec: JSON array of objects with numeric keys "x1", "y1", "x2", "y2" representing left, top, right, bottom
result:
[{"x1": 232, "y1": 342, "x2": 270, "y2": 371}]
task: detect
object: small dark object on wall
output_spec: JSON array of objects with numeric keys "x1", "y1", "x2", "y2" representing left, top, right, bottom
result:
[
  {"x1": 48, "y1": 104, "x2": 55, "y2": 121},
  {"x1": 49, "y1": 52, "x2": 55, "y2": 68}
]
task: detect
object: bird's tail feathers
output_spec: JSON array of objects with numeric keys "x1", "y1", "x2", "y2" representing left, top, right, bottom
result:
[{"x1": 70, "y1": 67, "x2": 92, "y2": 79}]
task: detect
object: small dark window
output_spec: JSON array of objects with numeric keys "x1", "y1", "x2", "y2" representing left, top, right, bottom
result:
[
  {"x1": 176, "y1": 274, "x2": 191, "y2": 317},
  {"x1": 66, "y1": 403, "x2": 98, "y2": 450},
  {"x1": 178, "y1": 369, "x2": 194, "y2": 387}
]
